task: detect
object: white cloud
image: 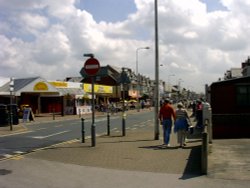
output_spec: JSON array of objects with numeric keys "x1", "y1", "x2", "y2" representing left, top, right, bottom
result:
[
  {"x1": 0, "y1": 0, "x2": 250, "y2": 93},
  {"x1": 19, "y1": 13, "x2": 49, "y2": 32}
]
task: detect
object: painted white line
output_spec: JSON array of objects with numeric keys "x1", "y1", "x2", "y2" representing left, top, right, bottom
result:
[
  {"x1": 55, "y1": 125, "x2": 63, "y2": 128},
  {"x1": 31, "y1": 130, "x2": 70, "y2": 139},
  {"x1": 3, "y1": 154, "x2": 12, "y2": 158},
  {"x1": 35, "y1": 128, "x2": 47, "y2": 131},
  {"x1": 13, "y1": 151, "x2": 25, "y2": 154},
  {"x1": 70, "y1": 122, "x2": 79, "y2": 125},
  {"x1": 0, "y1": 131, "x2": 33, "y2": 138}
]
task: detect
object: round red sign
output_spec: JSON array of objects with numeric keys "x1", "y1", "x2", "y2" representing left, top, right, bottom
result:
[{"x1": 84, "y1": 58, "x2": 100, "y2": 76}]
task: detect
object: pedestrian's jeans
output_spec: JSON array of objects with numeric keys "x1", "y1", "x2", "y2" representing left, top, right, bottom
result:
[{"x1": 162, "y1": 119, "x2": 172, "y2": 144}]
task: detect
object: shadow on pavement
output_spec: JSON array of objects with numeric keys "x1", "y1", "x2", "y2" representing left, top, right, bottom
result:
[
  {"x1": 179, "y1": 145, "x2": 202, "y2": 180},
  {"x1": 0, "y1": 169, "x2": 12, "y2": 175},
  {"x1": 139, "y1": 145, "x2": 180, "y2": 150}
]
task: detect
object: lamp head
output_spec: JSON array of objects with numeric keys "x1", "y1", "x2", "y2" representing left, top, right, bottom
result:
[{"x1": 83, "y1": 53, "x2": 94, "y2": 58}]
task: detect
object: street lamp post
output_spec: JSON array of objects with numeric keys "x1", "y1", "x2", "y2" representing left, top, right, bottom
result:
[
  {"x1": 154, "y1": 0, "x2": 160, "y2": 140},
  {"x1": 9, "y1": 77, "x2": 14, "y2": 131},
  {"x1": 178, "y1": 79, "x2": 184, "y2": 102},
  {"x1": 136, "y1": 46, "x2": 150, "y2": 112},
  {"x1": 159, "y1": 64, "x2": 175, "y2": 93},
  {"x1": 168, "y1": 74, "x2": 175, "y2": 92}
]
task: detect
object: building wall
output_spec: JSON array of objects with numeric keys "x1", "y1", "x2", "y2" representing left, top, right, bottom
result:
[
  {"x1": 211, "y1": 84, "x2": 235, "y2": 114},
  {"x1": 210, "y1": 78, "x2": 250, "y2": 138}
]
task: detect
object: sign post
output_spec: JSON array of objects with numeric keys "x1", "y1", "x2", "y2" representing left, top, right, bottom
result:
[{"x1": 81, "y1": 55, "x2": 100, "y2": 147}]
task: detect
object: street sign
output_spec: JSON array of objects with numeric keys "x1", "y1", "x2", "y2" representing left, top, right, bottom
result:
[{"x1": 83, "y1": 58, "x2": 100, "y2": 76}]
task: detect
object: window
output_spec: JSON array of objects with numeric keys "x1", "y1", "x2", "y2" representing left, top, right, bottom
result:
[{"x1": 236, "y1": 85, "x2": 250, "y2": 106}]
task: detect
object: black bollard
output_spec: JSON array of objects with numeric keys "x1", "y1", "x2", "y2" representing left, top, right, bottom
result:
[
  {"x1": 122, "y1": 112, "x2": 126, "y2": 136},
  {"x1": 81, "y1": 118, "x2": 85, "y2": 143},
  {"x1": 91, "y1": 124, "x2": 96, "y2": 147},
  {"x1": 107, "y1": 112, "x2": 110, "y2": 136}
]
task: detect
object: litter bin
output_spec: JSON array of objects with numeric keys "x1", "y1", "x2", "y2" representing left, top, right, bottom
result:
[
  {"x1": 0, "y1": 104, "x2": 9, "y2": 127},
  {"x1": 7, "y1": 104, "x2": 19, "y2": 125}
]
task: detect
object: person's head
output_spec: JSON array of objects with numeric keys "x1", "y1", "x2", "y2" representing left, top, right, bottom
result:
[
  {"x1": 177, "y1": 102, "x2": 183, "y2": 108},
  {"x1": 164, "y1": 99, "x2": 170, "y2": 104}
]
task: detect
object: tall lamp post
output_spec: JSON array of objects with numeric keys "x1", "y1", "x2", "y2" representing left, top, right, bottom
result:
[
  {"x1": 168, "y1": 74, "x2": 175, "y2": 92},
  {"x1": 178, "y1": 78, "x2": 184, "y2": 102},
  {"x1": 9, "y1": 77, "x2": 14, "y2": 131},
  {"x1": 159, "y1": 64, "x2": 175, "y2": 93},
  {"x1": 136, "y1": 46, "x2": 150, "y2": 112},
  {"x1": 154, "y1": 0, "x2": 160, "y2": 140}
]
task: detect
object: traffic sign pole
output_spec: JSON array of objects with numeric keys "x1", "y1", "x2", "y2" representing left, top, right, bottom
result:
[
  {"x1": 91, "y1": 76, "x2": 96, "y2": 147},
  {"x1": 81, "y1": 56, "x2": 100, "y2": 147}
]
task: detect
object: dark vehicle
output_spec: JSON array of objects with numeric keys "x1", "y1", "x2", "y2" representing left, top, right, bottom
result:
[{"x1": 0, "y1": 104, "x2": 9, "y2": 126}]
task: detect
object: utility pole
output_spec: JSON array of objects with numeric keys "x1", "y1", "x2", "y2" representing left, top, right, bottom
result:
[{"x1": 154, "y1": 0, "x2": 160, "y2": 140}]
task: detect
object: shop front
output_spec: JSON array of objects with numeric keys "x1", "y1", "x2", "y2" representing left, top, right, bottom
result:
[
  {"x1": 49, "y1": 81, "x2": 85, "y2": 115},
  {"x1": 0, "y1": 77, "x2": 61, "y2": 116},
  {"x1": 77, "y1": 83, "x2": 113, "y2": 114}
]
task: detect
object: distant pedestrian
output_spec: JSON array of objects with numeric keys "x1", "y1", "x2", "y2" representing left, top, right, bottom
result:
[
  {"x1": 159, "y1": 99, "x2": 176, "y2": 147},
  {"x1": 174, "y1": 102, "x2": 191, "y2": 148},
  {"x1": 191, "y1": 100, "x2": 196, "y2": 117},
  {"x1": 196, "y1": 99, "x2": 203, "y2": 129}
]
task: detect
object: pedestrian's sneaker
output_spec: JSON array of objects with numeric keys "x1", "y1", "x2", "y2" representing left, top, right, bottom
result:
[{"x1": 167, "y1": 144, "x2": 171, "y2": 147}]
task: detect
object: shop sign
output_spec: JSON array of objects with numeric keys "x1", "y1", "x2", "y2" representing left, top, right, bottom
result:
[
  {"x1": 84, "y1": 84, "x2": 113, "y2": 94},
  {"x1": 49, "y1": 81, "x2": 68, "y2": 88},
  {"x1": 33, "y1": 82, "x2": 48, "y2": 91}
]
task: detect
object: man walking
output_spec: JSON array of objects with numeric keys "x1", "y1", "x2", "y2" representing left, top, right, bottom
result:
[{"x1": 159, "y1": 99, "x2": 176, "y2": 146}]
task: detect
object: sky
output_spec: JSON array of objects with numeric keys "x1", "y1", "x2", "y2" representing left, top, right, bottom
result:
[{"x1": 1, "y1": 0, "x2": 250, "y2": 93}]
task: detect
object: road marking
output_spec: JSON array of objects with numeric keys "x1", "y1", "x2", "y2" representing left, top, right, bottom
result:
[
  {"x1": 70, "y1": 122, "x2": 79, "y2": 125},
  {"x1": 35, "y1": 128, "x2": 47, "y2": 131},
  {"x1": 0, "y1": 131, "x2": 33, "y2": 138},
  {"x1": 31, "y1": 130, "x2": 70, "y2": 139},
  {"x1": 3, "y1": 154, "x2": 12, "y2": 158},
  {"x1": 13, "y1": 151, "x2": 25, "y2": 154},
  {"x1": 0, "y1": 138, "x2": 80, "y2": 162},
  {"x1": 55, "y1": 125, "x2": 63, "y2": 128},
  {"x1": 12, "y1": 156, "x2": 24, "y2": 160}
]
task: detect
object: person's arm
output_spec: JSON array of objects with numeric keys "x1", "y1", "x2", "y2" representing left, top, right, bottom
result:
[{"x1": 172, "y1": 107, "x2": 177, "y2": 121}]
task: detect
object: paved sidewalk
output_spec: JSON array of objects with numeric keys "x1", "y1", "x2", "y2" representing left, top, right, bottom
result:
[{"x1": 26, "y1": 124, "x2": 202, "y2": 176}]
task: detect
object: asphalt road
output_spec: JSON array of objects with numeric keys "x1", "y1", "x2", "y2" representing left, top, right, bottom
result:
[{"x1": 0, "y1": 111, "x2": 153, "y2": 160}]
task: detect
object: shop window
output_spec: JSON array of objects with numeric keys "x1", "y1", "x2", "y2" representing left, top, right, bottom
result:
[{"x1": 236, "y1": 85, "x2": 250, "y2": 106}]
